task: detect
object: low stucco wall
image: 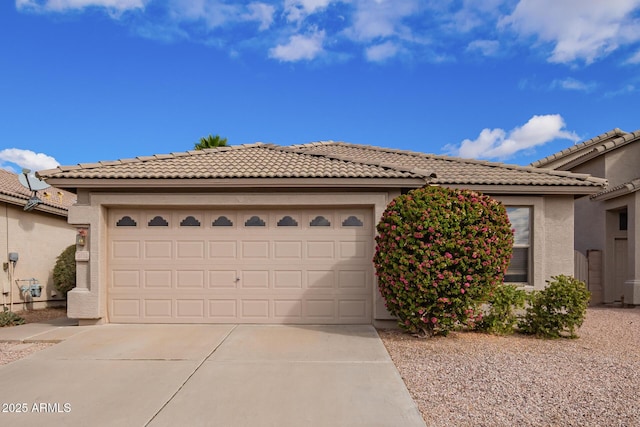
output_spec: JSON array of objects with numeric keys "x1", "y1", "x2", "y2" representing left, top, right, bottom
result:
[{"x1": 0, "y1": 203, "x2": 76, "y2": 311}]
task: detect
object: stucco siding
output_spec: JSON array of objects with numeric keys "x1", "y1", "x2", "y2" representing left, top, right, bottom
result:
[
  {"x1": 0, "y1": 202, "x2": 76, "y2": 310},
  {"x1": 605, "y1": 143, "x2": 640, "y2": 188}
]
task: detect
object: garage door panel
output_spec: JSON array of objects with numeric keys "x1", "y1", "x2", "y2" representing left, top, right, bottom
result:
[
  {"x1": 209, "y1": 241, "x2": 237, "y2": 258},
  {"x1": 209, "y1": 299, "x2": 237, "y2": 318},
  {"x1": 177, "y1": 241, "x2": 205, "y2": 259},
  {"x1": 241, "y1": 300, "x2": 270, "y2": 318},
  {"x1": 274, "y1": 299, "x2": 302, "y2": 319},
  {"x1": 338, "y1": 270, "x2": 368, "y2": 289},
  {"x1": 274, "y1": 270, "x2": 303, "y2": 288},
  {"x1": 112, "y1": 270, "x2": 140, "y2": 288},
  {"x1": 144, "y1": 299, "x2": 173, "y2": 318},
  {"x1": 338, "y1": 299, "x2": 368, "y2": 318},
  {"x1": 274, "y1": 241, "x2": 303, "y2": 259},
  {"x1": 176, "y1": 300, "x2": 205, "y2": 318},
  {"x1": 307, "y1": 241, "x2": 335, "y2": 258},
  {"x1": 111, "y1": 299, "x2": 141, "y2": 318},
  {"x1": 176, "y1": 270, "x2": 205, "y2": 288},
  {"x1": 112, "y1": 241, "x2": 140, "y2": 259},
  {"x1": 241, "y1": 270, "x2": 270, "y2": 288},
  {"x1": 145, "y1": 241, "x2": 173, "y2": 259},
  {"x1": 209, "y1": 271, "x2": 238, "y2": 288},
  {"x1": 108, "y1": 208, "x2": 373, "y2": 324},
  {"x1": 144, "y1": 270, "x2": 173, "y2": 288},
  {"x1": 306, "y1": 300, "x2": 336, "y2": 318},
  {"x1": 242, "y1": 241, "x2": 270, "y2": 258},
  {"x1": 307, "y1": 270, "x2": 335, "y2": 288}
]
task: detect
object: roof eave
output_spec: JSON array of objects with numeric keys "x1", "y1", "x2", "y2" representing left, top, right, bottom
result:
[
  {"x1": 0, "y1": 194, "x2": 69, "y2": 217},
  {"x1": 42, "y1": 177, "x2": 429, "y2": 190},
  {"x1": 443, "y1": 184, "x2": 605, "y2": 195}
]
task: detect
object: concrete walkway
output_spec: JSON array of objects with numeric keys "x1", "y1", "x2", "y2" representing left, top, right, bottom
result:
[{"x1": 0, "y1": 322, "x2": 426, "y2": 427}]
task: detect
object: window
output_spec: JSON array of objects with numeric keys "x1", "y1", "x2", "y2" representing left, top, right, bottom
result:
[
  {"x1": 505, "y1": 207, "x2": 531, "y2": 284},
  {"x1": 620, "y1": 210, "x2": 628, "y2": 231}
]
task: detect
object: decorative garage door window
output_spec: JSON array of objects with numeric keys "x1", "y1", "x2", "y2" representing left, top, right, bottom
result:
[
  {"x1": 212, "y1": 216, "x2": 233, "y2": 226},
  {"x1": 277, "y1": 216, "x2": 298, "y2": 226},
  {"x1": 180, "y1": 216, "x2": 201, "y2": 227},
  {"x1": 310, "y1": 216, "x2": 330, "y2": 226},
  {"x1": 245, "y1": 216, "x2": 266, "y2": 226},
  {"x1": 342, "y1": 216, "x2": 363, "y2": 227},
  {"x1": 116, "y1": 216, "x2": 137, "y2": 227},
  {"x1": 148, "y1": 216, "x2": 169, "y2": 226}
]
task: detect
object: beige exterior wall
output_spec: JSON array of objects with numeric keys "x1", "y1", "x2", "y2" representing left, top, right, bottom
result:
[
  {"x1": 556, "y1": 142, "x2": 640, "y2": 304},
  {"x1": 67, "y1": 189, "x2": 576, "y2": 324},
  {"x1": 493, "y1": 195, "x2": 575, "y2": 290},
  {"x1": 0, "y1": 202, "x2": 76, "y2": 311}
]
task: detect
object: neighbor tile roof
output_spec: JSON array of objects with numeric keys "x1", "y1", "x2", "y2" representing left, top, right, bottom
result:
[
  {"x1": 591, "y1": 177, "x2": 640, "y2": 200},
  {"x1": 38, "y1": 143, "x2": 419, "y2": 180},
  {"x1": 531, "y1": 128, "x2": 640, "y2": 169},
  {"x1": 291, "y1": 142, "x2": 606, "y2": 187},
  {"x1": 0, "y1": 169, "x2": 76, "y2": 211}
]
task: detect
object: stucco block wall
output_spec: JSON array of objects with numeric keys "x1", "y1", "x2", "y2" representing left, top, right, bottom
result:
[
  {"x1": 574, "y1": 196, "x2": 605, "y2": 255},
  {"x1": 0, "y1": 203, "x2": 76, "y2": 310}
]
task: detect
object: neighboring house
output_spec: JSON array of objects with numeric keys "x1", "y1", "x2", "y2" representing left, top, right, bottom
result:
[
  {"x1": 0, "y1": 169, "x2": 77, "y2": 311},
  {"x1": 39, "y1": 142, "x2": 606, "y2": 326},
  {"x1": 532, "y1": 129, "x2": 640, "y2": 305}
]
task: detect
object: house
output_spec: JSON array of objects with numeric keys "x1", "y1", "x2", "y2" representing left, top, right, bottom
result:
[
  {"x1": 532, "y1": 129, "x2": 640, "y2": 305},
  {"x1": 38, "y1": 142, "x2": 606, "y2": 325},
  {"x1": 0, "y1": 169, "x2": 77, "y2": 311}
]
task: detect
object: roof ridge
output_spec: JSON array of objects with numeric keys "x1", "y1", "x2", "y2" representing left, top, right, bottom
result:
[
  {"x1": 531, "y1": 128, "x2": 630, "y2": 167},
  {"x1": 294, "y1": 141, "x2": 605, "y2": 183},
  {"x1": 39, "y1": 143, "x2": 267, "y2": 177}
]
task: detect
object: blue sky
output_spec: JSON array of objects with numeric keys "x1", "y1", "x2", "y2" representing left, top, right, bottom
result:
[{"x1": 1, "y1": 0, "x2": 640, "y2": 173}]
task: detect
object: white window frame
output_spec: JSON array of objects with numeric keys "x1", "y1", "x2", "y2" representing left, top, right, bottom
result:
[{"x1": 505, "y1": 206, "x2": 532, "y2": 286}]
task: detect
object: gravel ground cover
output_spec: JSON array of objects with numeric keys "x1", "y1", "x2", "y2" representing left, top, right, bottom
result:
[{"x1": 379, "y1": 306, "x2": 640, "y2": 427}]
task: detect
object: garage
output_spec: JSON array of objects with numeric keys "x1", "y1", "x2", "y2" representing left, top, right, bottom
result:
[{"x1": 108, "y1": 207, "x2": 374, "y2": 324}]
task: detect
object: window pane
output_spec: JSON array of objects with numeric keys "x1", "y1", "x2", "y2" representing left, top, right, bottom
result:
[
  {"x1": 505, "y1": 247, "x2": 529, "y2": 283},
  {"x1": 507, "y1": 207, "x2": 530, "y2": 246}
]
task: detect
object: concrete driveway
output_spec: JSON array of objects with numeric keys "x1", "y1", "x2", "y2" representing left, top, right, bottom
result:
[{"x1": 0, "y1": 324, "x2": 425, "y2": 427}]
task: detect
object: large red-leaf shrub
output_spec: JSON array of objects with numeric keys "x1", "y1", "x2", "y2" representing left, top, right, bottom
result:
[{"x1": 374, "y1": 186, "x2": 514, "y2": 336}]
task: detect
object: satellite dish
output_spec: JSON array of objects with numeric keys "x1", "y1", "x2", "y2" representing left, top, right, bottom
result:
[
  {"x1": 18, "y1": 169, "x2": 50, "y2": 212},
  {"x1": 18, "y1": 169, "x2": 50, "y2": 191}
]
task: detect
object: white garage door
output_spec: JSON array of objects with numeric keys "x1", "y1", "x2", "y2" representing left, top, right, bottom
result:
[{"x1": 107, "y1": 208, "x2": 373, "y2": 324}]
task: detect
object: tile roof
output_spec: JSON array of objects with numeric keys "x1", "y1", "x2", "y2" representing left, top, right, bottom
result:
[
  {"x1": 591, "y1": 177, "x2": 640, "y2": 201},
  {"x1": 38, "y1": 142, "x2": 606, "y2": 193},
  {"x1": 38, "y1": 143, "x2": 419, "y2": 180},
  {"x1": 291, "y1": 142, "x2": 606, "y2": 188},
  {"x1": 531, "y1": 128, "x2": 639, "y2": 169},
  {"x1": 0, "y1": 169, "x2": 76, "y2": 212}
]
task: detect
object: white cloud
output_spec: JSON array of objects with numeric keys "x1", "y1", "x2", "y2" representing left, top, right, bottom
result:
[
  {"x1": 627, "y1": 50, "x2": 640, "y2": 64},
  {"x1": 345, "y1": 0, "x2": 420, "y2": 41},
  {"x1": 284, "y1": 0, "x2": 335, "y2": 23},
  {"x1": 466, "y1": 39, "x2": 500, "y2": 56},
  {"x1": 16, "y1": 0, "x2": 145, "y2": 13},
  {"x1": 365, "y1": 41, "x2": 399, "y2": 62},
  {"x1": 550, "y1": 77, "x2": 596, "y2": 92},
  {"x1": 269, "y1": 30, "x2": 325, "y2": 61},
  {"x1": 244, "y1": 3, "x2": 275, "y2": 31},
  {"x1": 0, "y1": 149, "x2": 60, "y2": 172},
  {"x1": 501, "y1": 0, "x2": 640, "y2": 64},
  {"x1": 444, "y1": 114, "x2": 580, "y2": 160}
]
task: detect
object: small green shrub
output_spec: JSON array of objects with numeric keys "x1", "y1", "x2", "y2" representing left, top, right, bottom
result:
[
  {"x1": 373, "y1": 186, "x2": 514, "y2": 336},
  {"x1": 53, "y1": 244, "x2": 76, "y2": 297},
  {"x1": 476, "y1": 284, "x2": 527, "y2": 335},
  {"x1": 518, "y1": 275, "x2": 590, "y2": 338},
  {"x1": 0, "y1": 308, "x2": 25, "y2": 327}
]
